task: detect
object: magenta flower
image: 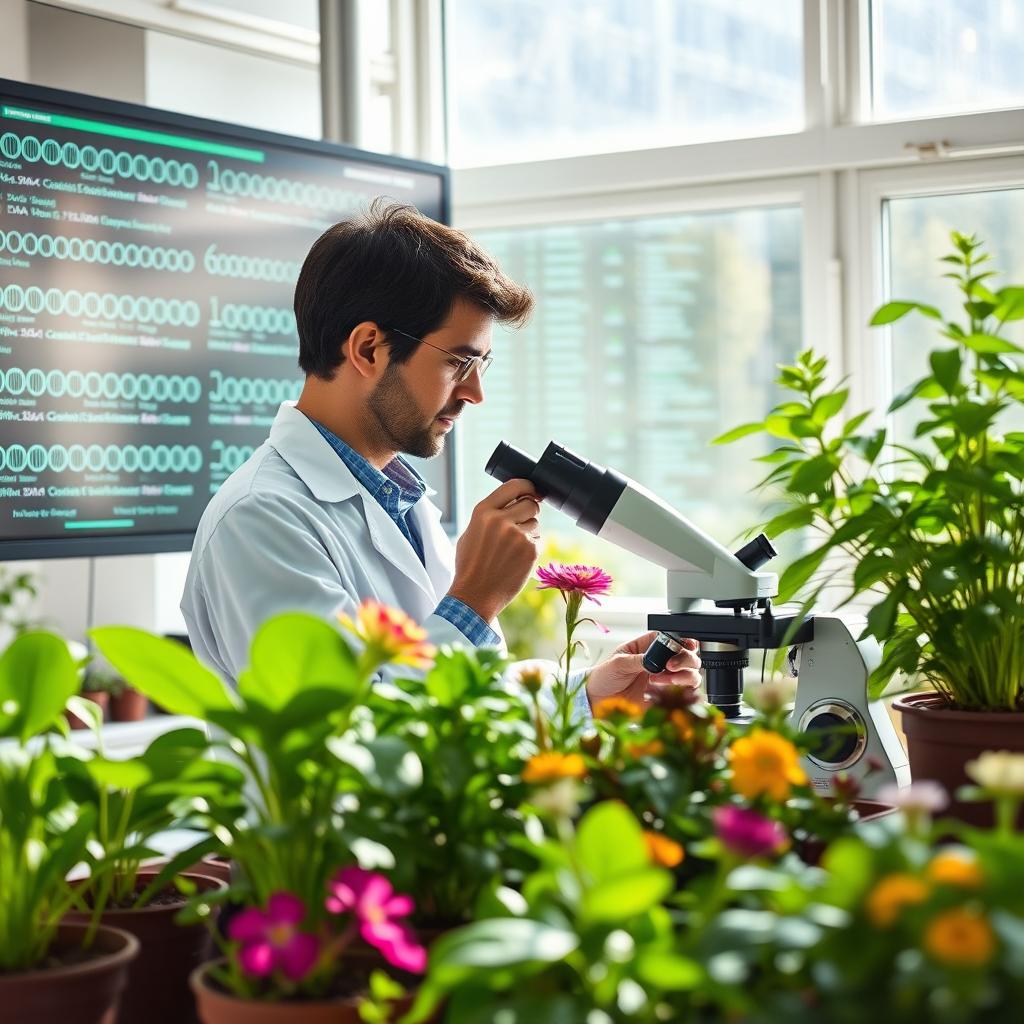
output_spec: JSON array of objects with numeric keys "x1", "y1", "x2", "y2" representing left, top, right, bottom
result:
[
  {"x1": 326, "y1": 867, "x2": 427, "y2": 973},
  {"x1": 713, "y1": 805, "x2": 788, "y2": 859},
  {"x1": 228, "y1": 892, "x2": 320, "y2": 982},
  {"x1": 536, "y1": 563, "x2": 613, "y2": 604}
]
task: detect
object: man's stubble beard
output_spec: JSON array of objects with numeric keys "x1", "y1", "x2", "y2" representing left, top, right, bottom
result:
[{"x1": 367, "y1": 360, "x2": 448, "y2": 459}]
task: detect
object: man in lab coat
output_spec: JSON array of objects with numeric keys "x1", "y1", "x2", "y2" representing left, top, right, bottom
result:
[{"x1": 182, "y1": 201, "x2": 700, "y2": 712}]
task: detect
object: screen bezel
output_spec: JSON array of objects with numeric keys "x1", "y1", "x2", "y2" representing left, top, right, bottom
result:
[{"x1": 0, "y1": 77, "x2": 454, "y2": 560}]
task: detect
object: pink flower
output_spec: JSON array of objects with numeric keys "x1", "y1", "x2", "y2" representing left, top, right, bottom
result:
[
  {"x1": 228, "y1": 892, "x2": 320, "y2": 982},
  {"x1": 536, "y1": 563, "x2": 613, "y2": 604},
  {"x1": 875, "y1": 780, "x2": 948, "y2": 815},
  {"x1": 713, "y1": 805, "x2": 788, "y2": 859},
  {"x1": 326, "y1": 868, "x2": 427, "y2": 974}
]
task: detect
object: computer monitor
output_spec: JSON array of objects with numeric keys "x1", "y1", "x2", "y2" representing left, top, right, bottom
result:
[{"x1": 0, "y1": 78, "x2": 453, "y2": 560}]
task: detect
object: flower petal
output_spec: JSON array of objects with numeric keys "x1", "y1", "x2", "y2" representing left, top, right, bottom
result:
[
  {"x1": 383, "y1": 893, "x2": 415, "y2": 918},
  {"x1": 278, "y1": 932, "x2": 320, "y2": 982},
  {"x1": 267, "y1": 891, "x2": 307, "y2": 926},
  {"x1": 238, "y1": 941, "x2": 275, "y2": 977},
  {"x1": 228, "y1": 908, "x2": 268, "y2": 943}
]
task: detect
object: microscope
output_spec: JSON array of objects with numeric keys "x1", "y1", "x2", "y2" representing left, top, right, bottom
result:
[{"x1": 486, "y1": 440, "x2": 910, "y2": 796}]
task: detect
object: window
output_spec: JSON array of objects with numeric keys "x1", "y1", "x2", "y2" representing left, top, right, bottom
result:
[
  {"x1": 447, "y1": 0, "x2": 803, "y2": 167},
  {"x1": 870, "y1": 0, "x2": 1024, "y2": 119},
  {"x1": 459, "y1": 204, "x2": 803, "y2": 596}
]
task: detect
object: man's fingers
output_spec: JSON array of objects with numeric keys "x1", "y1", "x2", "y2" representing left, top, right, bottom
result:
[{"x1": 479, "y1": 478, "x2": 541, "y2": 510}]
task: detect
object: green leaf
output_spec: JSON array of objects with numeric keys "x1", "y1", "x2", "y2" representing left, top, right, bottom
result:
[
  {"x1": 777, "y1": 543, "x2": 831, "y2": 603},
  {"x1": 430, "y1": 919, "x2": 578, "y2": 969},
  {"x1": 865, "y1": 585, "x2": 907, "y2": 642},
  {"x1": 929, "y1": 347, "x2": 961, "y2": 394},
  {"x1": 576, "y1": 801, "x2": 648, "y2": 881},
  {"x1": 994, "y1": 286, "x2": 1024, "y2": 322},
  {"x1": 888, "y1": 375, "x2": 945, "y2": 413},
  {"x1": 244, "y1": 612, "x2": 359, "y2": 711},
  {"x1": 870, "y1": 300, "x2": 940, "y2": 325},
  {"x1": 636, "y1": 951, "x2": 703, "y2": 991},
  {"x1": 0, "y1": 631, "x2": 79, "y2": 742},
  {"x1": 330, "y1": 735, "x2": 422, "y2": 795},
  {"x1": 583, "y1": 868, "x2": 673, "y2": 922},
  {"x1": 787, "y1": 454, "x2": 837, "y2": 495},
  {"x1": 713, "y1": 421, "x2": 763, "y2": 444},
  {"x1": 961, "y1": 332, "x2": 1023, "y2": 354},
  {"x1": 811, "y1": 389, "x2": 848, "y2": 423},
  {"x1": 90, "y1": 627, "x2": 234, "y2": 719},
  {"x1": 761, "y1": 505, "x2": 814, "y2": 539},
  {"x1": 86, "y1": 757, "x2": 152, "y2": 791}
]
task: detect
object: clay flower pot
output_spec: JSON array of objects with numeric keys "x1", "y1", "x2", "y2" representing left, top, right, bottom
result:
[
  {"x1": 66, "y1": 869, "x2": 225, "y2": 1024},
  {"x1": 110, "y1": 686, "x2": 149, "y2": 722},
  {"x1": 190, "y1": 955, "x2": 417, "y2": 1024},
  {"x1": 66, "y1": 690, "x2": 109, "y2": 729},
  {"x1": 894, "y1": 691, "x2": 1024, "y2": 827},
  {"x1": 0, "y1": 922, "x2": 138, "y2": 1024}
]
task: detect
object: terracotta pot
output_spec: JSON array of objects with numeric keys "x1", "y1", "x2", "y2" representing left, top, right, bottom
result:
[
  {"x1": 197, "y1": 854, "x2": 233, "y2": 884},
  {"x1": 894, "y1": 691, "x2": 1024, "y2": 827},
  {"x1": 797, "y1": 798, "x2": 898, "y2": 866},
  {"x1": 190, "y1": 956, "x2": 418, "y2": 1024},
  {"x1": 0, "y1": 922, "x2": 138, "y2": 1024},
  {"x1": 66, "y1": 690, "x2": 109, "y2": 729},
  {"x1": 66, "y1": 869, "x2": 225, "y2": 1024},
  {"x1": 111, "y1": 687, "x2": 149, "y2": 722}
]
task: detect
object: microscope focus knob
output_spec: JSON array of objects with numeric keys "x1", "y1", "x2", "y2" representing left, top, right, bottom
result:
[{"x1": 798, "y1": 699, "x2": 868, "y2": 771}]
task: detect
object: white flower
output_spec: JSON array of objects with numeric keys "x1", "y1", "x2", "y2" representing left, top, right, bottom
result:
[
  {"x1": 875, "y1": 780, "x2": 948, "y2": 814},
  {"x1": 530, "y1": 777, "x2": 580, "y2": 818},
  {"x1": 965, "y1": 750, "x2": 1024, "y2": 796},
  {"x1": 746, "y1": 678, "x2": 798, "y2": 714}
]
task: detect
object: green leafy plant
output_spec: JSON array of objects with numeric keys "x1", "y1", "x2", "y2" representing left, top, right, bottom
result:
[
  {"x1": 0, "y1": 567, "x2": 38, "y2": 643},
  {"x1": 0, "y1": 632, "x2": 95, "y2": 971},
  {"x1": 715, "y1": 233, "x2": 1024, "y2": 710}
]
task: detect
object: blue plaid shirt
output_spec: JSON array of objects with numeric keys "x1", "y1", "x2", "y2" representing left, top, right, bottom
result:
[{"x1": 307, "y1": 417, "x2": 501, "y2": 648}]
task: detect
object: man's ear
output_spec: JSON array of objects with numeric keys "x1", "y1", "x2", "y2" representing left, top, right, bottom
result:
[{"x1": 345, "y1": 321, "x2": 387, "y2": 380}]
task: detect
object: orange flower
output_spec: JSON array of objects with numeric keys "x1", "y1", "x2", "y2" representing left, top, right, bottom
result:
[
  {"x1": 518, "y1": 666, "x2": 546, "y2": 695},
  {"x1": 625, "y1": 739, "x2": 665, "y2": 759},
  {"x1": 728, "y1": 729, "x2": 807, "y2": 801},
  {"x1": 927, "y1": 851, "x2": 984, "y2": 889},
  {"x1": 523, "y1": 752, "x2": 587, "y2": 785},
  {"x1": 593, "y1": 696, "x2": 643, "y2": 720},
  {"x1": 670, "y1": 710, "x2": 694, "y2": 743},
  {"x1": 924, "y1": 908, "x2": 997, "y2": 968},
  {"x1": 338, "y1": 600, "x2": 435, "y2": 668},
  {"x1": 866, "y1": 873, "x2": 930, "y2": 927},
  {"x1": 643, "y1": 831, "x2": 684, "y2": 868}
]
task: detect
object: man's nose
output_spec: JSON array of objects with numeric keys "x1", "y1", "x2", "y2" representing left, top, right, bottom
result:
[{"x1": 454, "y1": 368, "x2": 484, "y2": 404}]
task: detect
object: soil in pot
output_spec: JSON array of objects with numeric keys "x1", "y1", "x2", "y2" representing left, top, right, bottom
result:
[
  {"x1": 66, "y1": 868, "x2": 225, "y2": 1024},
  {"x1": 191, "y1": 951, "x2": 429, "y2": 1024},
  {"x1": 0, "y1": 922, "x2": 138, "y2": 1024},
  {"x1": 66, "y1": 690, "x2": 109, "y2": 729},
  {"x1": 110, "y1": 686, "x2": 149, "y2": 722},
  {"x1": 895, "y1": 691, "x2": 1024, "y2": 828}
]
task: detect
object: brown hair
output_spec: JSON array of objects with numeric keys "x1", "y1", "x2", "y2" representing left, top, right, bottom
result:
[{"x1": 294, "y1": 198, "x2": 534, "y2": 378}]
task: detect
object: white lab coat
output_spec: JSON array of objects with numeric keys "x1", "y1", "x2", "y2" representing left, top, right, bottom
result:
[{"x1": 182, "y1": 402, "x2": 496, "y2": 686}]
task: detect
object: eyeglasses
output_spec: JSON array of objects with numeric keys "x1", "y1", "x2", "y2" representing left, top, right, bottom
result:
[{"x1": 387, "y1": 327, "x2": 493, "y2": 384}]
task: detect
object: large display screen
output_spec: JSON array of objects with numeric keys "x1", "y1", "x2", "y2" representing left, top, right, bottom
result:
[{"x1": 0, "y1": 79, "x2": 451, "y2": 559}]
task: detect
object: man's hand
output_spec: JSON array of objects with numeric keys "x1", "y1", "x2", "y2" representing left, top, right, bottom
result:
[
  {"x1": 447, "y1": 478, "x2": 541, "y2": 623},
  {"x1": 586, "y1": 631, "x2": 701, "y2": 707}
]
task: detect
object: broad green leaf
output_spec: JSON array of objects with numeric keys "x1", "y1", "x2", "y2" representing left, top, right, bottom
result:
[
  {"x1": 961, "y1": 332, "x2": 1023, "y2": 355},
  {"x1": 811, "y1": 389, "x2": 848, "y2": 423},
  {"x1": 888, "y1": 375, "x2": 944, "y2": 413},
  {"x1": 425, "y1": 649, "x2": 472, "y2": 706},
  {"x1": 576, "y1": 800, "x2": 648, "y2": 881},
  {"x1": 636, "y1": 951, "x2": 703, "y2": 991},
  {"x1": 870, "y1": 300, "x2": 940, "y2": 325},
  {"x1": 787, "y1": 454, "x2": 837, "y2": 495},
  {"x1": 330, "y1": 735, "x2": 423, "y2": 795},
  {"x1": 777, "y1": 543, "x2": 831, "y2": 603},
  {"x1": 929, "y1": 347, "x2": 961, "y2": 394},
  {"x1": 865, "y1": 585, "x2": 906, "y2": 641},
  {"x1": 994, "y1": 286, "x2": 1024, "y2": 322},
  {"x1": 0, "y1": 631, "x2": 79, "y2": 742},
  {"x1": 90, "y1": 626, "x2": 234, "y2": 719},
  {"x1": 86, "y1": 757, "x2": 152, "y2": 791},
  {"x1": 583, "y1": 868, "x2": 673, "y2": 922},
  {"x1": 762, "y1": 505, "x2": 814, "y2": 539},
  {"x1": 712, "y1": 421, "x2": 763, "y2": 444},
  {"x1": 244, "y1": 612, "x2": 360, "y2": 711},
  {"x1": 430, "y1": 918, "x2": 578, "y2": 969}
]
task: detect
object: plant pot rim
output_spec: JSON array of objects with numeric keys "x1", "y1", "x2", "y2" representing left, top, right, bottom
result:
[
  {"x1": 189, "y1": 959, "x2": 367, "y2": 1010},
  {"x1": 0, "y1": 923, "x2": 138, "y2": 985},
  {"x1": 70, "y1": 868, "x2": 225, "y2": 916},
  {"x1": 893, "y1": 691, "x2": 1024, "y2": 720}
]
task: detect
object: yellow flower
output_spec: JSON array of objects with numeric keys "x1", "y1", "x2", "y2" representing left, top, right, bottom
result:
[
  {"x1": 593, "y1": 696, "x2": 643, "y2": 720},
  {"x1": 643, "y1": 831, "x2": 684, "y2": 868},
  {"x1": 523, "y1": 752, "x2": 587, "y2": 785},
  {"x1": 927, "y1": 851, "x2": 984, "y2": 889},
  {"x1": 866, "y1": 873, "x2": 930, "y2": 927},
  {"x1": 518, "y1": 666, "x2": 546, "y2": 695},
  {"x1": 924, "y1": 908, "x2": 997, "y2": 968},
  {"x1": 965, "y1": 750, "x2": 1024, "y2": 796},
  {"x1": 625, "y1": 739, "x2": 665, "y2": 759},
  {"x1": 670, "y1": 710, "x2": 694, "y2": 743},
  {"x1": 728, "y1": 729, "x2": 807, "y2": 801},
  {"x1": 338, "y1": 600, "x2": 436, "y2": 668}
]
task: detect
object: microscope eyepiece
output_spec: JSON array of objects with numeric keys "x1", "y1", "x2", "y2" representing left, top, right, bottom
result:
[
  {"x1": 485, "y1": 441, "x2": 538, "y2": 484},
  {"x1": 733, "y1": 533, "x2": 777, "y2": 571}
]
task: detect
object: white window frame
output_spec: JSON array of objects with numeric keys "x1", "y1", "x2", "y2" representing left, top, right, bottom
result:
[{"x1": 437, "y1": 0, "x2": 1024, "y2": 625}]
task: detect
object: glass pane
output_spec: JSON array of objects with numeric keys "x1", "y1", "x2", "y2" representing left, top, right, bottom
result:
[
  {"x1": 458, "y1": 206, "x2": 803, "y2": 599},
  {"x1": 448, "y1": 0, "x2": 803, "y2": 168},
  {"x1": 871, "y1": 0, "x2": 1024, "y2": 119},
  {"x1": 884, "y1": 188, "x2": 1024, "y2": 440}
]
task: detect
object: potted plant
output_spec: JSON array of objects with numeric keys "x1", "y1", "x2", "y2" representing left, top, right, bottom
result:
[
  {"x1": 91, "y1": 604, "x2": 432, "y2": 1022},
  {"x1": 0, "y1": 631, "x2": 139, "y2": 1023},
  {"x1": 715, "y1": 232, "x2": 1024, "y2": 823},
  {"x1": 66, "y1": 662, "x2": 116, "y2": 729},
  {"x1": 59, "y1": 701, "x2": 240, "y2": 1024}
]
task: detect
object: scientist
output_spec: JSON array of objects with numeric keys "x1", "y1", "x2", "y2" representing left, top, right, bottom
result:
[{"x1": 181, "y1": 200, "x2": 700, "y2": 709}]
